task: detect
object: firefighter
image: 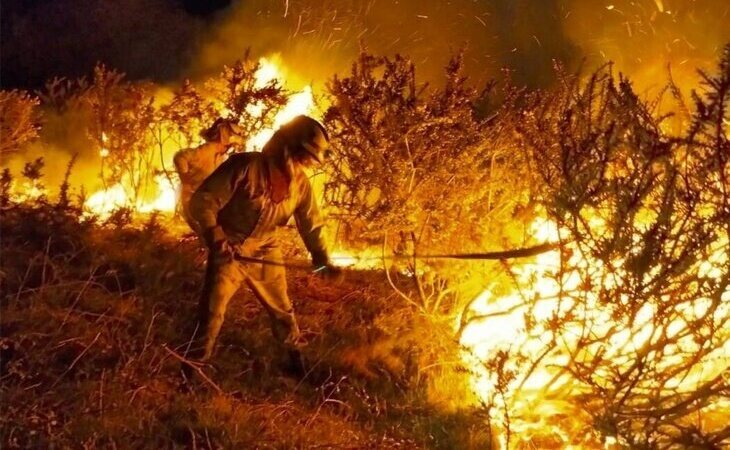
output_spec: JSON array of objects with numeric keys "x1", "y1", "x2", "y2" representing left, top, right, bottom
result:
[
  {"x1": 188, "y1": 115, "x2": 341, "y2": 373},
  {"x1": 173, "y1": 118, "x2": 242, "y2": 237}
]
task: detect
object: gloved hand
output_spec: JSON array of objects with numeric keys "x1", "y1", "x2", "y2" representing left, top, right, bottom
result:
[
  {"x1": 314, "y1": 263, "x2": 344, "y2": 283},
  {"x1": 204, "y1": 226, "x2": 233, "y2": 262}
]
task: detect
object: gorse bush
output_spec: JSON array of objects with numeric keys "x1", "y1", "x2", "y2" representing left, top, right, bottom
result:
[
  {"x1": 503, "y1": 46, "x2": 730, "y2": 448},
  {"x1": 81, "y1": 64, "x2": 157, "y2": 201},
  {"x1": 324, "y1": 53, "x2": 497, "y2": 252},
  {"x1": 322, "y1": 53, "x2": 539, "y2": 314},
  {"x1": 203, "y1": 51, "x2": 290, "y2": 143},
  {"x1": 0, "y1": 90, "x2": 41, "y2": 157}
]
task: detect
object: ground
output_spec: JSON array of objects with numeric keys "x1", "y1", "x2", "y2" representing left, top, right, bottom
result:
[{"x1": 0, "y1": 201, "x2": 490, "y2": 449}]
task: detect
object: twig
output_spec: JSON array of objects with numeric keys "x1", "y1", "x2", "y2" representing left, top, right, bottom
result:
[
  {"x1": 188, "y1": 426, "x2": 197, "y2": 450},
  {"x1": 381, "y1": 233, "x2": 421, "y2": 310},
  {"x1": 304, "y1": 375, "x2": 348, "y2": 428},
  {"x1": 294, "y1": 339, "x2": 342, "y2": 393},
  {"x1": 51, "y1": 332, "x2": 101, "y2": 389},
  {"x1": 141, "y1": 309, "x2": 160, "y2": 357},
  {"x1": 99, "y1": 369, "x2": 105, "y2": 418},
  {"x1": 162, "y1": 344, "x2": 223, "y2": 395},
  {"x1": 58, "y1": 269, "x2": 98, "y2": 330}
]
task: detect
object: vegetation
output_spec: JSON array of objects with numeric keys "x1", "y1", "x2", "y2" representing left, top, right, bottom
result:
[
  {"x1": 1, "y1": 46, "x2": 728, "y2": 448},
  {"x1": 0, "y1": 90, "x2": 41, "y2": 157}
]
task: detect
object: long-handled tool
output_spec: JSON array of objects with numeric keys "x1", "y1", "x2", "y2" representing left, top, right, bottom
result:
[{"x1": 233, "y1": 242, "x2": 559, "y2": 272}]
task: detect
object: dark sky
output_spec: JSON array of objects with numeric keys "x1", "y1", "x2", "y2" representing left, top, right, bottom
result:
[
  {"x1": 2, "y1": 0, "x2": 728, "y2": 90},
  {"x1": 1, "y1": 0, "x2": 221, "y2": 88}
]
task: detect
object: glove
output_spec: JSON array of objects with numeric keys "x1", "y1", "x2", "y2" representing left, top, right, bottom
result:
[
  {"x1": 313, "y1": 263, "x2": 344, "y2": 283},
  {"x1": 204, "y1": 226, "x2": 233, "y2": 262},
  {"x1": 204, "y1": 225, "x2": 226, "y2": 249}
]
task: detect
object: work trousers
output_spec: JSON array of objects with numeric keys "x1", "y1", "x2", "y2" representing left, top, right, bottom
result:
[
  {"x1": 180, "y1": 187, "x2": 204, "y2": 239},
  {"x1": 196, "y1": 241, "x2": 301, "y2": 360}
]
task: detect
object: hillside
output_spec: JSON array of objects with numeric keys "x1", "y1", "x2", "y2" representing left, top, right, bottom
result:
[{"x1": 1, "y1": 199, "x2": 488, "y2": 449}]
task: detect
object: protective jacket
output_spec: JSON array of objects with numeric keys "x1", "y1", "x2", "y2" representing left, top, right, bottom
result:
[
  {"x1": 173, "y1": 141, "x2": 228, "y2": 235},
  {"x1": 189, "y1": 152, "x2": 329, "y2": 266}
]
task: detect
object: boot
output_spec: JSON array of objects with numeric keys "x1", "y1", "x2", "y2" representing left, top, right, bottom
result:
[{"x1": 282, "y1": 349, "x2": 306, "y2": 378}]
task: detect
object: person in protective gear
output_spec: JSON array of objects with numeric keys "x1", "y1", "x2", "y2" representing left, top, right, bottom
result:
[
  {"x1": 173, "y1": 118, "x2": 242, "y2": 237},
  {"x1": 188, "y1": 115, "x2": 341, "y2": 372}
]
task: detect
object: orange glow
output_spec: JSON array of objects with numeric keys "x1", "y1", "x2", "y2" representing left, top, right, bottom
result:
[
  {"x1": 81, "y1": 56, "x2": 316, "y2": 220},
  {"x1": 246, "y1": 57, "x2": 316, "y2": 151},
  {"x1": 84, "y1": 174, "x2": 178, "y2": 218},
  {"x1": 458, "y1": 212, "x2": 729, "y2": 447}
]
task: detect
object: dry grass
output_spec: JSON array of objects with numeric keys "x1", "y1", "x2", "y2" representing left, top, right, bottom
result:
[{"x1": 1, "y1": 198, "x2": 489, "y2": 449}]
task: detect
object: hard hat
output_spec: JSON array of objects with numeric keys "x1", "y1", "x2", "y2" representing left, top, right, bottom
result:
[
  {"x1": 202, "y1": 117, "x2": 242, "y2": 141},
  {"x1": 281, "y1": 115, "x2": 330, "y2": 163}
]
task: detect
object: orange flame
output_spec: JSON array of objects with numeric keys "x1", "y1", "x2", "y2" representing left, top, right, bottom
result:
[{"x1": 83, "y1": 56, "x2": 316, "y2": 220}]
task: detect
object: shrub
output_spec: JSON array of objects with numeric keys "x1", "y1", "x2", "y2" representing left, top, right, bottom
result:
[
  {"x1": 0, "y1": 90, "x2": 41, "y2": 157},
  {"x1": 498, "y1": 46, "x2": 730, "y2": 447}
]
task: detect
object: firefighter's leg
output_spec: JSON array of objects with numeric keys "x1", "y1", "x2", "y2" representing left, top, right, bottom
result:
[
  {"x1": 181, "y1": 192, "x2": 205, "y2": 242},
  {"x1": 244, "y1": 247, "x2": 302, "y2": 348},
  {"x1": 198, "y1": 257, "x2": 245, "y2": 360}
]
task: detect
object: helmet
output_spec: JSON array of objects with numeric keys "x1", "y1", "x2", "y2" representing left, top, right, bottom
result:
[
  {"x1": 201, "y1": 117, "x2": 242, "y2": 142},
  {"x1": 281, "y1": 115, "x2": 330, "y2": 163}
]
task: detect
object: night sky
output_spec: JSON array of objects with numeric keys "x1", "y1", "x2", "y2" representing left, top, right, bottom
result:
[{"x1": 2, "y1": 0, "x2": 728, "y2": 90}]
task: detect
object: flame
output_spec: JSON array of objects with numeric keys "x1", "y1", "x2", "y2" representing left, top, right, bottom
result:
[
  {"x1": 8, "y1": 180, "x2": 46, "y2": 202},
  {"x1": 84, "y1": 174, "x2": 178, "y2": 218},
  {"x1": 459, "y1": 213, "x2": 729, "y2": 446},
  {"x1": 246, "y1": 57, "x2": 316, "y2": 151},
  {"x1": 330, "y1": 247, "x2": 386, "y2": 271},
  {"x1": 81, "y1": 56, "x2": 315, "y2": 220},
  {"x1": 85, "y1": 184, "x2": 128, "y2": 216}
]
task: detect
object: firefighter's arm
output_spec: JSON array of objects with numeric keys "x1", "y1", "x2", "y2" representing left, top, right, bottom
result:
[
  {"x1": 189, "y1": 157, "x2": 246, "y2": 247},
  {"x1": 294, "y1": 177, "x2": 329, "y2": 268}
]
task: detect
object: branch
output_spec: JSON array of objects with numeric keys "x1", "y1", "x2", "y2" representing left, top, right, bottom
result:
[{"x1": 162, "y1": 345, "x2": 223, "y2": 395}]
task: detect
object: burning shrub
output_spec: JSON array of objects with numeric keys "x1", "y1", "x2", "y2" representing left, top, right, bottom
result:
[
  {"x1": 0, "y1": 90, "x2": 41, "y2": 157},
  {"x1": 323, "y1": 53, "x2": 537, "y2": 314},
  {"x1": 74, "y1": 53, "x2": 295, "y2": 217},
  {"x1": 80, "y1": 64, "x2": 156, "y2": 204},
  {"x1": 157, "y1": 80, "x2": 218, "y2": 150},
  {"x1": 324, "y1": 53, "x2": 487, "y2": 248},
  {"x1": 459, "y1": 47, "x2": 730, "y2": 447},
  {"x1": 203, "y1": 52, "x2": 290, "y2": 147}
]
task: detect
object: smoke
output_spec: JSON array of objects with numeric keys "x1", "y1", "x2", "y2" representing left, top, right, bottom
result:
[
  {"x1": 0, "y1": 0, "x2": 201, "y2": 89},
  {"x1": 188, "y1": 0, "x2": 578, "y2": 89},
  {"x1": 3, "y1": 106, "x2": 102, "y2": 197},
  {"x1": 189, "y1": 0, "x2": 728, "y2": 91},
  {"x1": 562, "y1": 0, "x2": 730, "y2": 92},
  {"x1": 4, "y1": 0, "x2": 725, "y2": 91},
  {"x1": 2, "y1": 0, "x2": 727, "y2": 196}
]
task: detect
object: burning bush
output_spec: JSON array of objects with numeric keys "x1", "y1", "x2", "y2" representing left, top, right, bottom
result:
[
  {"x1": 156, "y1": 80, "x2": 217, "y2": 151},
  {"x1": 325, "y1": 52, "x2": 490, "y2": 249},
  {"x1": 203, "y1": 52, "x2": 290, "y2": 147},
  {"x1": 80, "y1": 64, "x2": 157, "y2": 204},
  {"x1": 322, "y1": 52, "x2": 539, "y2": 317},
  {"x1": 55, "y1": 53, "x2": 298, "y2": 217},
  {"x1": 456, "y1": 46, "x2": 730, "y2": 448}
]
